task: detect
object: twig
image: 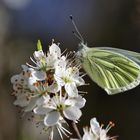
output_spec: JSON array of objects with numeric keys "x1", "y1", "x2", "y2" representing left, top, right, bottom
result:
[{"x1": 65, "y1": 118, "x2": 82, "y2": 140}]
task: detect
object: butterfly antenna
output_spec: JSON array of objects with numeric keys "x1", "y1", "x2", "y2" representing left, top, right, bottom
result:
[
  {"x1": 72, "y1": 31, "x2": 83, "y2": 42},
  {"x1": 70, "y1": 15, "x2": 84, "y2": 42}
]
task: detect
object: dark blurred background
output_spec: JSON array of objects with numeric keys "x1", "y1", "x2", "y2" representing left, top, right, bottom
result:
[{"x1": 0, "y1": 0, "x2": 140, "y2": 140}]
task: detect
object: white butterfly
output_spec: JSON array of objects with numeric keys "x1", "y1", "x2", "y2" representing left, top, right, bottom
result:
[{"x1": 70, "y1": 15, "x2": 140, "y2": 95}]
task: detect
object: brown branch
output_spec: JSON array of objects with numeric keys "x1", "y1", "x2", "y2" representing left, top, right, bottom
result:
[{"x1": 65, "y1": 118, "x2": 82, "y2": 140}]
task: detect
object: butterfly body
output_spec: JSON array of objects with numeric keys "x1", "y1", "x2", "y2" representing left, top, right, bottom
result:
[{"x1": 77, "y1": 42, "x2": 140, "y2": 95}]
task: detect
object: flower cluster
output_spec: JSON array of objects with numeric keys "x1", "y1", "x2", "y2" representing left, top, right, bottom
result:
[
  {"x1": 11, "y1": 40, "x2": 86, "y2": 139},
  {"x1": 11, "y1": 40, "x2": 116, "y2": 140}
]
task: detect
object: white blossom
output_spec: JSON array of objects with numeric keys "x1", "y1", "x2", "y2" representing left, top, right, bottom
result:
[
  {"x1": 32, "y1": 50, "x2": 48, "y2": 70},
  {"x1": 11, "y1": 65, "x2": 35, "y2": 108},
  {"x1": 33, "y1": 94, "x2": 86, "y2": 139},
  {"x1": 54, "y1": 63, "x2": 85, "y2": 97},
  {"x1": 43, "y1": 119, "x2": 71, "y2": 140},
  {"x1": 87, "y1": 118, "x2": 115, "y2": 140},
  {"x1": 11, "y1": 65, "x2": 52, "y2": 112},
  {"x1": 34, "y1": 95, "x2": 86, "y2": 125},
  {"x1": 28, "y1": 43, "x2": 62, "y2": 71},
  {"x1": 71, "y1": 118, "x2": 115, "y2": 140}
]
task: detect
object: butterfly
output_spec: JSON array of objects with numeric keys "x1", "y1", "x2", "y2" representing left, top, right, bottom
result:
[{"x1": 70, "y1": 15, "x2": 140, "y2": 95}]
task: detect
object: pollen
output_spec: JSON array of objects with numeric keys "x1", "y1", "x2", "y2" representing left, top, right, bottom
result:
[
  {"x1": 33, "y1": 82, "x2": 39, "y2": 87},
  {"x1": 46, "y1": 73, "x2": 54, "y2": 85},
  {"x1": 62, "y1": 76, "x2": 72, "y2": 83},
  {"x1": 109, "y1": 121, "x2": 115, "y2": 127}
]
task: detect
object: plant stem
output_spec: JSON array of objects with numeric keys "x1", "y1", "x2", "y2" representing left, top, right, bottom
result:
[{"x1": 65, "y1": 118, "x2": 82, "y2": 140}]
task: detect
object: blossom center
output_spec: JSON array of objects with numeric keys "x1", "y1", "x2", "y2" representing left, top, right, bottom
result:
[
  {"x1": 57, "y1": 103, "x2": 65, "y2": 112},
  {"x1": 62, "y1": 76, "x2": 72, "y2": 83}
]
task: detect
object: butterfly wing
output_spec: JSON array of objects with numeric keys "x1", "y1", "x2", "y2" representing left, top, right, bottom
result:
[
  {"x1": 97, "y1": 47, "x2": 140, "y2": 65},
  {"x1": 78, "y1": 46, "x2": 140, "y2": 95}
]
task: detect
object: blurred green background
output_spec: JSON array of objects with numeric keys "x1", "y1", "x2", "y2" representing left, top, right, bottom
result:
[{"x1": 0, "y1": 0, "x2": 140, "y2": 140}]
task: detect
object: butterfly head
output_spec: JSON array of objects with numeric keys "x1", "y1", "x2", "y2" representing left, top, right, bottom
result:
[{"x1": 78, "y1": 42, "x2": 88, "y2": 54}]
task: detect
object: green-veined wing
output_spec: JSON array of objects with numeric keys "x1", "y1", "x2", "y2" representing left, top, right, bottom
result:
[{"x1": 77, "y1": 44, "x2": 140, "y2": 95}]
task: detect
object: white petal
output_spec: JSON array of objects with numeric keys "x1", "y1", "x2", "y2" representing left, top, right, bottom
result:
[
  {"x1": 46, "y1": 55, "x2": 55, "y2": 69},
  {"x1": 14, "y1": 95, "x2": 29, "y2": 107},
  {"x1": 54, "y1": 75, "x2": 65, "y2": 87},
  {"x1": 21, "y1": 65, "x2": 28, "y2": 70},
  {"x1": 55, "y1": 58, "x2": 67, "y2": 69},
  {"x1": 65, "y1": 96, "x2": 86, "y2": 109},
  {"x1": 36, "y1": 95, "x2": 50, "y2": 106},
  {"x1": 90, "y1": 118, "x2": 100, "y2": 137},
  {"x1": 49, "y1": 43, "x2": 61, "y2": 57},
  {"x1": 54, "y1": 65, "x2": 64, "y2": 77},
  {"x1": 75, "y1": 77, "x2": 85, "y2": 86},
  {"x1": 21, "y1": 65, "x2": 33, "y2": 71},
  {"x1": 63, "y1": 106, "x2": 82, "y2": 121},
  {"x1": 74, "y1": 96, "x2": 86, "y2": 108},
  {"x1": 65, "y1": 98, "x2": 75, "y2": 106},
  {"x1": 31, "y1": 70, "x2": 46, "y2": 80},
  {"x1": 83, "y1": 132, "x2": 95, "y2": 140},
  {"x1": 65, "y1": 83, "x2": 78, "y2": 97},
  {"x1": 34, "y1": 50, "x2": 44, "y2": 60},
  {"x1": 44, "y1": 111, "x2": 60, "y2": 126},
  {"x1": 28, "y1": 77, "x2": 37, "y2": 85},
  {"x1": 47, "y1": 83, "x2": 61, "y2": 93},
  {"x1": 11, "y1": 75, "x2": 20, "y2": 84},
  {"x1": 100, "y1": 129, "x2": 107, "y2": 139},
  {"x1": 24, "y1": 96, "x2": 38, "y2": 112},
  {"x1": 34, "y1": 106, "x2": 52, "y2": 115}
]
